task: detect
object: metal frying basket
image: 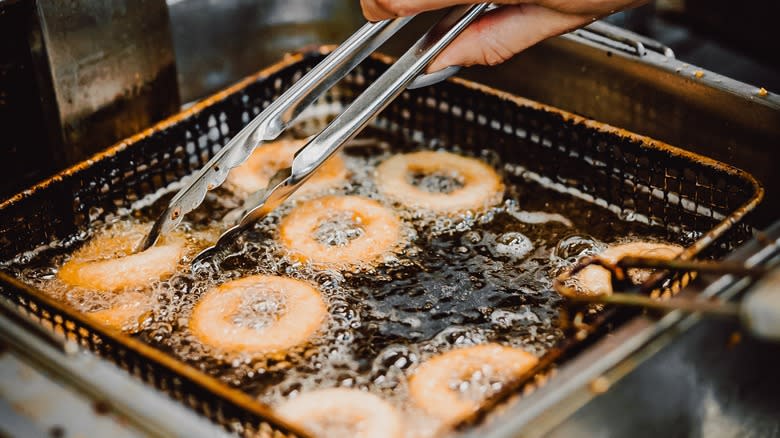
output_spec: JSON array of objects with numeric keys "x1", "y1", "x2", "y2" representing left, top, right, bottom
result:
[{"x1": 0, "y1": 48, "x2": 763, "y2": 436}]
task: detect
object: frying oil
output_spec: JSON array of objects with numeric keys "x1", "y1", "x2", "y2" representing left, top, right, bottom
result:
[{"x1": 6, "y1": 128, "x2": 681, "y2": 437}]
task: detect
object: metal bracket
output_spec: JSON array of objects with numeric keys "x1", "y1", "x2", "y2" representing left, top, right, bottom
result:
[{"x1": 575, "y1": 21, "x2": 675, "y2": 58}]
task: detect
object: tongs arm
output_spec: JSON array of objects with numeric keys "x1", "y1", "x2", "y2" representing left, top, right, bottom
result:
[{"x1": 140, "y1": 17, "x2": 412, "y2": 251}]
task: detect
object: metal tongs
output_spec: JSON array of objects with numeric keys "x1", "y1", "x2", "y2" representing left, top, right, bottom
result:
[{"x1": 140, "y1": 4, "x2": 493, "y2": 262}]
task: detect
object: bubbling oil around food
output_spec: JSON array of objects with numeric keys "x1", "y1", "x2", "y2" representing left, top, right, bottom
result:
[{"x1": 6, "y1": 128, "x2": 681, "y2": 437}]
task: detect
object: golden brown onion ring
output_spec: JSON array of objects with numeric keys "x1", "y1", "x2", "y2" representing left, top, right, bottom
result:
[
  {"x1": 58, "y1": 225, "x2": 187, "y2": 292},
  {"x1": 375, "y1": 151, "x2": 504, "y2": 214},
  {"x1": 86, "y1": 291, "x2": 154, "y2": 333},
  {"x1": 190, "y1": 275, "x2": 327, "y2": 354},
  {"x1": 227, "y1": 138, "x2": 348, "y2": 195},
  {"x1": 409, "y1": 343, "x2": 538, "y2": 426},
  {"x1": 278, "y1": 195, "x2": 402, "y2": 269},
  {"x1": 275, "y1": 388, "x2": 403, "y2": 438},
  {"x1": 574, "y1": 241, "x2": 684, "y2": 296}
]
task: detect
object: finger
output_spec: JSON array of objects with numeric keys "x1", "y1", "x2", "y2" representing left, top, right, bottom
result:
[
  {"x1": 518, "y1": 0, "x2": 649, "y2": 16},
  {"x1": 360, "y1": 0, "x2": 400, "y2": 21},
  {"x1": 360, "y1": 0, "x2": 507, "y2": 21},
  {"x1": 428, "y1": 4, "x2": 591, "y2": 71},
  {"x1": 359, "y1": 0, "x2": 648, "y2": 21}
]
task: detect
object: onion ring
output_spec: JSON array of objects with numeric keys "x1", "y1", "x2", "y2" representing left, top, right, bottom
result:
[
  {"x1": 56, "y1": 224, "x2": 192, "y2": 333},
  {"x1": 87, "y1": 291, "x2": 153, "y2": 333},
  {"x1": 190, "y1": 275, "x2": 327, "y2": 354},
  {"x1": 275, "y1": 388, "x2": 402, "y2": 438},
  {"x1": 58, "y1": 225, "x2": 187, "y2": 292},
  {"x1": 278, "y1": 195, "x2": 402, "y2": 268},
  {"x1": 375, "y1": 151, "x2": 504, "y2": 214},
  {"x1": 574, "y1": 241, "x2": 684, "y2": 296},
  {"x1": 409, "y1": 343, "x2": 538, "y2": 426},
  {"x1": 227, "y1": 138, "x2": 348, "y2": 195}
]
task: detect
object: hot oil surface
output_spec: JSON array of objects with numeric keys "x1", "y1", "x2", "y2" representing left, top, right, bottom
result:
[{"x1": 7, "y1": 128, "x2": 678, "y2": 433}]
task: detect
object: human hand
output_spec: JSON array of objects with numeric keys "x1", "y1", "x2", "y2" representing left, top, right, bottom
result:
[{"x1": 360, "y1": 0, "x2": 648, "y2": 71}]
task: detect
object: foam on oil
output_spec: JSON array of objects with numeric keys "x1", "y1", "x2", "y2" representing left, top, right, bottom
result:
[{"x1": 6, "y1": 128, "x2": 681, "y2": 437}]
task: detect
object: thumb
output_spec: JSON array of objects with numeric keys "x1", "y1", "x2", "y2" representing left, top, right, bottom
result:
[{"x1": 428, "y1": 4, "x2": 591, "y2": 72}]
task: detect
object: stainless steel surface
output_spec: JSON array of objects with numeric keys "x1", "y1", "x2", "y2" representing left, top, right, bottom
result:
[
  {"x1": 31, "y1": 0, "x2": 180, "y2": 164},
  {"x1": 0, "y1": 298, "x2": 229, "y2": 438},
  {"x1": 548, "y1": 324, "x2": 780, "y2": 438},
  {"x1": 0, "y1": 0, "x2": 60, "y2": 199},
  {"x1": 0, "y1": 0, "x2": 180, "y2": 198},
  {"x1": 0, "y1": 354, "x2": 143, "y2": 438},
  {"x1": 143, "y1": 17, "x2": 411, "y2": 251},
  {"x1": 167, "y1": 0, "x2": 365, "y2": 103},
  {"x1": 193, "y1": 5, "x2": 490, "y2": 262}
]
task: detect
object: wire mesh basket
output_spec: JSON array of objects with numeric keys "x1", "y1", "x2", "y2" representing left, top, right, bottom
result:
[{"x1": 0, "y1": 47, "x2": 763, "y2": 436}]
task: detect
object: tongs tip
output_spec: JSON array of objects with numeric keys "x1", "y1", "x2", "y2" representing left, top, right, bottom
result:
[{"x1": 138, "y1": 221, "x2": 161, "y2": 253}]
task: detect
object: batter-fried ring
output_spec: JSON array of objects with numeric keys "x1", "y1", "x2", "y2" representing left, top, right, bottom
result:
[
  {"x1": 278, "y1": 195, "x2": 402, "y2": 268},
  {"x1": 190, "y1": 275, "x2": 327, "y2": 354},
  {"x1": 375, "y1": 151, "x2": 504, "y2": 214},
  {"x1": 58, "y1": 225, "x2": 187, "y2": 292},
  {"x1": 227, "y1": 138, "x2": 348, "y2": 195},
  {"x1": 275, "y1": 388, "x2": 403, "y2": 438},
  {"x1": 409, "y1": 343, "x2": 538, "y2": 426},
  {"x1": 86, "y1": 291, "x2": 153, "y2": 333},
  {"x1": 574, "y1": 241, "x2": 684, "y2": 296}
]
